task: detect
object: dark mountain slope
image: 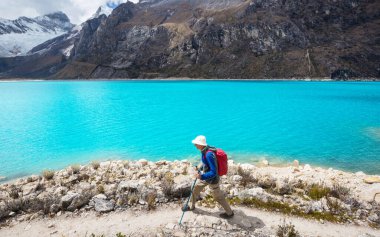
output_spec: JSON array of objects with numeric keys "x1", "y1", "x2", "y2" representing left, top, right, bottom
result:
[{"x1": 1, "y1": 0, "x2": 379, "y2": 79}]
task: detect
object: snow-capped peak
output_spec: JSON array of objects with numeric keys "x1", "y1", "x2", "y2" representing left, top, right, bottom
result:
[
  {"x1": 0, "y1": 12, "x2": 74, "y2": 57},
  {"x1": 91, "y1": 1, "x2": 130, "y2": 19}
]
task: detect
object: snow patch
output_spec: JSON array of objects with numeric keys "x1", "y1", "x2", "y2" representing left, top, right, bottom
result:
[
  {"x1": 62, "y1": 44, "x2": 74, "y2": 57},
  {"x1": 0, "y1": 30, "x2": 66, "y2": 57}
]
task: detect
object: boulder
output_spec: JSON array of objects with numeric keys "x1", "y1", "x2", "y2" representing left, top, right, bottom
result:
[
  {"x1": 50, "y1": 204, "x2": 60, "y2": 213},
  {"x1": 117, "y1": 180, "x2": 144, "y2": 193},
  {"x1": 238, "y1": 187, "x2": 266, "y2": 201},
  {"x1": 60, "y1": 192, "x2": 87, "y2": 211},
  {"x1": 368, "y1": 213, "x2": 380, "y2": 224},
  {"x1": 60, "y1": 192, "x2": 79, "y2": 208},
  {"x1": 21, "y1": 182, "x2": 39, "y2": 196},
  {"x1": 172, "y1": 175, "x2": 192, "y2": 198},
  {"x1": 275, "y1": 180, "x2": 292, "y2": 195},
  {"x1": 90, "y1": 195, "x2": 115, "y2": 213},
  {"x1": 104, "y1": 183, "x2": 117, "y2": 197},
  {"x1": 363, "y1": 176, "x2": 380, "y2": 184}
]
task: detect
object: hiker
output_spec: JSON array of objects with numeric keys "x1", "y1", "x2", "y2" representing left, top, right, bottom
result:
[{"x1": 182, "y1": 135, "x2": 234, "y2": 219}]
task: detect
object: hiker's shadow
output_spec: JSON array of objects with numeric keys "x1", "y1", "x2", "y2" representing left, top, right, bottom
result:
[{"x1": 193, "y1": 208, "x2": 265, "y2": 231}]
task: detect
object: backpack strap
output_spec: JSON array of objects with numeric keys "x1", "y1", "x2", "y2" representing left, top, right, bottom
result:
[{"x1": 205, "y1": 149, "x2": 218, "y2": 175}]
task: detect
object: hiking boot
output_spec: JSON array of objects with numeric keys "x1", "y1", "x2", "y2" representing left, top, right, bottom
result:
[
  {"x1": 181, "y1": 205, "x2": 195, "y2": 212},
  {"x1": 219, "y1": 211, "x2": 234, "y2": 219}
]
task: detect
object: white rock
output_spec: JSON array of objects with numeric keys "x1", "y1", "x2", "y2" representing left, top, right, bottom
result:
[
  {"x1": 232, "y1": 175, "x2": 243, "y2": 182},
  {"x1": 229, "y1": 188, "x2": 239, "y2": 196},
  {"x1": 93, "y1": 194, "x2": 107, "y2": 200},
  {"x1": 240, "y1": 163, "x2": 255, "y2": 171},
  {"x1": 100, "y1": 161, "x2": 111, "y2": 168},
  {"x1": 261, "y1": 160, "x2": 269, "y2": 166},
  {"x1": 304, "y1": 164, "x2": 312, "y2": 171},
  {"x1": 293, "y1": 160, "x2": 299, "y2": 167},
  {"x1": 21, "y1": 182, "x2": 39, "y2": 196},
  {"x1": 355, "y1": 171, "x2": 366, "y2": 176},
  {"x1": 118, "y1": 180, "x2": 141, "y2": 192},
  {"x1": 238, "y1": 187, "x2": 265, "y2": 200},
  {"x1": 368, "y1": 213, "x2": 379, "y2": 223}
]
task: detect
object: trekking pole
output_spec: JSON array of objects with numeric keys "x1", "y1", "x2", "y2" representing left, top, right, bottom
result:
[{"x1": 179, "y1": 168, "x2": 199, "y2": 225}]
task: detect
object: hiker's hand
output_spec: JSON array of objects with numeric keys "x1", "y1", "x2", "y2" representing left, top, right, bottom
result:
[{"x1": 194, "y1": 173, "x2": 201, "y2": 179}]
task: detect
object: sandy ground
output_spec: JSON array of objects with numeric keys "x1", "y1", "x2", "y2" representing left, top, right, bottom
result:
[{"x1": 0, "y1": 204, "x2": 379, "y2": 237}]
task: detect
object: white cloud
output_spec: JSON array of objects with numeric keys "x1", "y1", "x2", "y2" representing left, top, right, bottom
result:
[{"x1": 0, "y1": 0, "x2": 139, "y2": 24}]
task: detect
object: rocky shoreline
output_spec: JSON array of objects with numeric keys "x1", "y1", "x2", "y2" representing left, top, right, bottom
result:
[{"x1": 0, "y1": 159, "x2": 379, "y2": 236}]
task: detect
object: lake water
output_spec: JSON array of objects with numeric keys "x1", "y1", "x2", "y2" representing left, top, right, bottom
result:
[{"x1": 0, "y1": 80, "x2": 379, "y2": 181}]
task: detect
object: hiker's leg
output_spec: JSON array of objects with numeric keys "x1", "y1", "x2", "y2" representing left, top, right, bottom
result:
[
  {"x1": 189, "y1": 181, "x2": 207, "y2": 209},
  {"x1": 210, "y1": 182, "x2": 233, "y2": 215}
]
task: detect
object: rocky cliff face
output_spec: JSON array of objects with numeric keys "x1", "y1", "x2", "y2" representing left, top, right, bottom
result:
[{"x1": 0, "y1": 0, "x2": 379, "y2": 79}]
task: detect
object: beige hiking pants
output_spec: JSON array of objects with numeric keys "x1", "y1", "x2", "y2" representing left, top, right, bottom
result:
[{"x1": 189, "y1": 180, "x2": 233, "y2": 215}]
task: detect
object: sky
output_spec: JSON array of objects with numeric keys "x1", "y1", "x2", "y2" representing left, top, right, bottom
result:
[{"x1": 0, "y1": 0, "x2": 139, "y2": 24}]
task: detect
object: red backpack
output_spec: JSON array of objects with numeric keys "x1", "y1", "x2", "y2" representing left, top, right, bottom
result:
[{"x1": 206, "y1": 148, "x2": 228, "y2": 176}]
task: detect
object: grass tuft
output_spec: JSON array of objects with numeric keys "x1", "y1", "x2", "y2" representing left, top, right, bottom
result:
[
  {"x1": 146, "y1": 192, "x2": 157, "y2": 211},
  {"x1": 276, "y1": 219, "x2": 300, "y2": 237},
  {"x1": 70, "y1": 164, "x2": 81, "y2": 174},
  {"x1": 307, "y1": 183, "x2": 331, "y2": 200},
  {"x1": 42, "y1": 170, "x2": 55, "y2": 180},
  {"x1": 237, "y1": 166, "x2": 257, "y2": 187},
  {"x1": 91, "y1": 161, "x2": 100, "y2": 170},
  {"x1": 160, "y1": 172, "x2": 174, "y2": 199}
]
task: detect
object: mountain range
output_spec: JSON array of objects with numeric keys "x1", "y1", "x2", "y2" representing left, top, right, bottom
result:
[
  {"x1": 0, "y1": 12, "x2": 74, "y2": 57},
  {"x1": 0, "y1": 0, "x2": 379, "y2": 80}
]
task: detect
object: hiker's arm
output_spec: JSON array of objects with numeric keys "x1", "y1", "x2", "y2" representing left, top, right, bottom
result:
[{"x1": 200, "y1": 152, "x2": 217, "y2": 180}]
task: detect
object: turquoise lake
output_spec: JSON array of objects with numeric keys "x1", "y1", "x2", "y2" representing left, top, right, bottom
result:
[{"x1": 0, "y1": 80, "x2": 380, "y2": 181}]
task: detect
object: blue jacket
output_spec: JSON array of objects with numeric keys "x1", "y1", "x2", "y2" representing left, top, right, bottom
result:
[{"x1": 200, "y1": 146, "x2": 219, "y2": 184}]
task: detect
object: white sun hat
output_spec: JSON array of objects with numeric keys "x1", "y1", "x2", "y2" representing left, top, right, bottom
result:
[{"x1": 192, "y1": 135, "x2": 207, "y2": 146}]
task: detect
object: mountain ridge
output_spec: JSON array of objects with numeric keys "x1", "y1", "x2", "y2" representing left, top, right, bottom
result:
[
  {"x1": 0, "y1": 0, "x2": 379, "y2": 80},
  {"x1": 0, "y1": 11, "x2": 74, "y2": 57}
]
